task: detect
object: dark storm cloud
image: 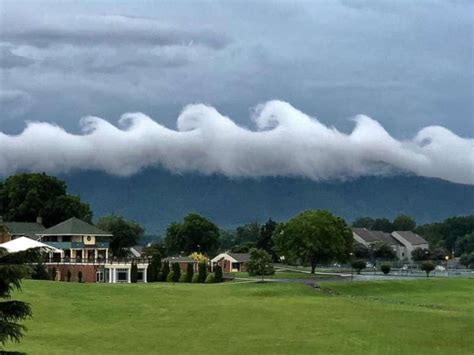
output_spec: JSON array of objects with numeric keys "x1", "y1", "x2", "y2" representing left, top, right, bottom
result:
[
  {"x1": 1, "y1": 14, "x2": 231, "y2": 49},
  {"x1": 0, "y1": 46, "x2": 34, "y2": 68}
]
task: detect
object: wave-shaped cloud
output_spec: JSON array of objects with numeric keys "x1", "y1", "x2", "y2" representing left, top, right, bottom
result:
[{"x1": 1, "y1": 100, "x2": 473, "y2": 184}]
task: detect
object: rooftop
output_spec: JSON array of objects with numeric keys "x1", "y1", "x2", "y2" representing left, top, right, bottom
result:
[
  {"x1": 393, "y1": 231, "x2": 428, "y2": 245},
  {"x1": 37, "y1": 217, "x2": 112, "y2": 236},
  {"x1": 352, "y1": 228, "x2": 402, "y2": 246},
  {"x1": 2, "y1": 221, "x2": 45, "y2": 239},
  {"x1": 228, "y1": 253, "x2": 251, "y2": 262}
]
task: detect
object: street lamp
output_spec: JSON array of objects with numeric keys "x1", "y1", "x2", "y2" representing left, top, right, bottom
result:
[{"x1": 445, "y1": 255, "x2": 449, "y2": 274}]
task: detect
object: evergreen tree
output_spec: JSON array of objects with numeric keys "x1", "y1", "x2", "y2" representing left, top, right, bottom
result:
[
  {"x1": 171, "y1": 263, "x2": 181, "y2": 282},
  {"x1": 146, "y1": 253, "x2": 161, "y2": 282},
  {"x1": 67, "y1": 269, "x2": 72, "y2": 282},
  {"x1": 161, "y1": 261, "x2": 170, "y2": 282},
  {"x1": 50, "y1": 267, "x2": 56, "y2": 281},
  {"x1": 198, "y1": 261, "x2": 207, "y2": 283},
  {"x1": 78, "y1": 271, "x2": 83, "y2": 283},
  {"x1": 0, "y1": 247, "x2": 42, "y2": 347},
  {"x1": 31, "y1": 261, "x2": 49, "y2": 280},
  {"x1": 257, "y1": 218, "x2": 278, "y2": 261},
  {"x1": 214, "y1": 265, "x2": 223, "y2": 283},
  {"x1": 130, "y1": 262, "x2": 138, "y2": 283},
  {"x1": 186, "y1": 262, "x2": 194, "y2": 283}
]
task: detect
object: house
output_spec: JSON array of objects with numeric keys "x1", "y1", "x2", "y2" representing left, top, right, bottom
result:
[
  {"x1": 162, "y1": 256, "x2": 199, "y2": 272},
  {"x1": 352, "y1": 228, "x2": 407, "y2": 260},
  {"x1": 352, "y1": 228, "x2": 429, "y2": 260},
  {"x1": 391, "y1": 231, "x2": 429, "y2": 259},
  {"x1": 35, "y1": 217, "x2": 148, "y2": 283},
  {"x1": 211, "y1": 252, "x2": 251, "y2": 272},
  {"x1": 0, "y1": 216, "x2": 45, "y2": 243}
]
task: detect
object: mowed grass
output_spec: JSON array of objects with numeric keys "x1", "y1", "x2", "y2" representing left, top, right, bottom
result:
[
  {"x1": 5, "y1": 279, "x2": 474, "y2": 355},
  {"x1": 232, "y1": 270, "x2": 338, "y2": 279}
]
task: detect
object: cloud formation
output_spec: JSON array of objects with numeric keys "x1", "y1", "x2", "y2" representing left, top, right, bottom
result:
[
  {"x1": 1, "y1": 101, "x2": 473, "y2": 185},
  {"x1": 1, "y1": 14, "x2": 230, "y2": 49}
]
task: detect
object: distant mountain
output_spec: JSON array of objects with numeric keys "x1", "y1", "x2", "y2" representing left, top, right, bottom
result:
[{"x1": 63, "y1": 169, "x2": 474, "y2": 234}]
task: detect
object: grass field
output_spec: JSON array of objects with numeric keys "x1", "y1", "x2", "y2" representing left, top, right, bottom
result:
[
  {"x1": 232, "y1": 270, "x2": 339, "y2": 279},
  {"x1": 4, "y1": 278, "x2": 473, "y2": 354}
]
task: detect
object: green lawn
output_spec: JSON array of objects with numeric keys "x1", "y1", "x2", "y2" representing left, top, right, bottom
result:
[
  {"x1": 4, "y1": 279, "x2": 473, "y2": 354},
  {"x1": 232, "y1": 270, "x2": 338, "y2": 279}
]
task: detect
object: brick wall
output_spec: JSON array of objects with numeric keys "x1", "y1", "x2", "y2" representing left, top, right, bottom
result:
[{"x1": 47, "y1": 264, "x2": 97, "y2": 283}]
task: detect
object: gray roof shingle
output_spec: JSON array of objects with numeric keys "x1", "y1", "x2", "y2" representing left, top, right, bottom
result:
[
  {"x1": 37, "y1": 217, "x2": 112, "y2": 236},
  {"x1": 352, "y1": 228, "x2": 402, "y2": 246},
  {"x1": 3, "y1": 222, "x2": 45, "y2": 239},
  {"x1": 393, "y1": 231, "x2": 428, "y2": 245},
  {"x1": 228, "y1": 253, "x2": 251, "y2": 262}
]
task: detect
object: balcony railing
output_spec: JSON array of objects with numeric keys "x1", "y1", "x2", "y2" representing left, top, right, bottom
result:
[
  {"x1": 44, "y1": 241, "x2": 110, "y2": 249},
  {"x1": 43, "y1": 256, "x2": 150, "y2": 265}
]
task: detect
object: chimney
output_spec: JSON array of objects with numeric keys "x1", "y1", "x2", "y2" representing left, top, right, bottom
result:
[{"x1": 36, "y1": 216, "x2": 43, "y2": 225}]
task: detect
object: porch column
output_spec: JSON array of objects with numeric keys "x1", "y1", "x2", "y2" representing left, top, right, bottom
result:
[
  {"x1": 105, "y1": 249, "x2": 109, "y2": 262},
  {"x1": 94, "y1": 249, "x2": 98, "y2": 261},
  {"x1": 127, "y1": 267, "x2": 131, "y2": 283},
  {"x1": 143, "y1": 267, "x2": 147, "y2": 283}
]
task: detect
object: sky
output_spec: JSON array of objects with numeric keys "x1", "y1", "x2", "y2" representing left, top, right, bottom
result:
[{"x1": 0, "y1": 1, "x2": 473, "y2": 184}]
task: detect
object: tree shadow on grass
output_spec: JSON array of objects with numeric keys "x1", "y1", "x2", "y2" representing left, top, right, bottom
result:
[{"x1": 1, "y1": 351, "x2": 27, "y2": 355}]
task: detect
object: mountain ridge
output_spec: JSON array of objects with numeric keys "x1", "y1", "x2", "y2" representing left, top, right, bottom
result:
[{"x1": 62, "y1": 169, "x2": 474, "y2": 234}]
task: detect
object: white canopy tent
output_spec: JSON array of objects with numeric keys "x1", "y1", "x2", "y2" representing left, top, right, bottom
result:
[{"x1": 0, "y1": 237, "x2": 63, "y2": 254}]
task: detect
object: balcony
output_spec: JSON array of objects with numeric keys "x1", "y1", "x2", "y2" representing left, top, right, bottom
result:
[{"x1": 44, "y1": 241, "x2": 110, "y2": 249}]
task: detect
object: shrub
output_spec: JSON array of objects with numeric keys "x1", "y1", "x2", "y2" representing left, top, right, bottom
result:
[
  {"x1": 67, "y1": 269, "x2": 72, "y2": 282},
  {"x1": 460, "y1": 252, "x2": 474, "y2": 269},
  {"x1": 147, "y1": 254, "x2": 161, "y2": 282},
  {"x1": 186, "y1": 262, "x2": 194, "y2": 282},
  {"x1": 351, "y1": 260, "x2": 366, "y2": 274},
  {"x1": 198, "y1": 261, "x2": 207, "y2": 283},
  {"x1": 78, "y1": 271, "x2": 83, "y2": 283},
  {"x1": 179, "y1": 273, "x2": 188, "y2": 283},
  {"x1": 191, "y1": 273, "x2": 200, "y2": 283},
  {"x1": 32, "y1": 262, "x2": 49, "y2": 280},
  {"x1": 421, "y1": 261, "x2": 435, "y2": 278},
  {"x1": 381, "y1": 264, "x2": 391, "y2": 275},
  {"x1": 205, "y1": 273, "x2": 216, "y2": 283},
  {"x1": 171, "y1": 263, "x2": 181, "y2": 282},
  {"x1": 51, "y1": 267, "x2": 57, "y2": 281},
  {"x1": 214, "y1": 265, "x2": 223, "y2": 283},
  {"x1": 161, "y1": 261, "x2": 170, "y2": 282},
  {"x1": 166, "y1": 271, "x2": 175, "y2": 283},
  {"x1": 131, "y1": 262, "x2": 138, "y2": 283}
]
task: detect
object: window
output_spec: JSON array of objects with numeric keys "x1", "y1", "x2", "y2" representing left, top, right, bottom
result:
[
  {"x1": 231, "y1": 262, "x2": 240, "y2": 271},
  {"x1": 137, "y1": 270, "x2": 144, "y2": 282},
  {"x1": 116, "y1": 269, "x2": 128, "y2": 282},
  {"x1": 62, "y1": 236, "x2": 71, "y2": 242},
  {"x1": 96, "y1": 271, "x2": 104, "y2": 283}
]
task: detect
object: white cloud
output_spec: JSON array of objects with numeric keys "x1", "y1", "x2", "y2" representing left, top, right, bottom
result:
[{"x1": 1, "y1": 101, "x2": 472, "y2": 184}]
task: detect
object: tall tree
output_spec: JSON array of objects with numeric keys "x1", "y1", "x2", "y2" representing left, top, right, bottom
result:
[
  {"x1": 235, "y1": 222, "x2": 261, "y2": 245},
  {"x1": 256, "y1": 218, "x2": 278, "y2": 260},
  {"x1": 0, "y1": 247, "x2": 42, "y2": 348},
  {"x1": 371, "y1": 218, "x2": 394, "y2": 232},
  {"x1": 0, "y1": 173, "x2": 92, "y2": 227},
  {"x1": 352, "y1": 217, "x2": 375, "y2": 229},
  {"x1": 274, "y1": 210, "x2": 353, "y2": 273},
  {"x1": 96, "y1": 215, "x2": 144, "y2": 257},
  {"x1": 392, "y1": 214, "x2": 416, "y2": 231},
  {"x1": 246, "y1": 248, "x2": 275, "y2": 282},
  {"x1": 164, "y1": 213, "x2": 219, "y2": 255},
  {"x1": 372, "y1": 242, "x2": 397, "y2": 260}
]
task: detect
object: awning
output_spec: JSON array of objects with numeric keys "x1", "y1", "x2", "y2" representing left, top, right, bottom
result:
[{"x1": 0, "y1": 236, "x2": 63, "y2": 254}]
